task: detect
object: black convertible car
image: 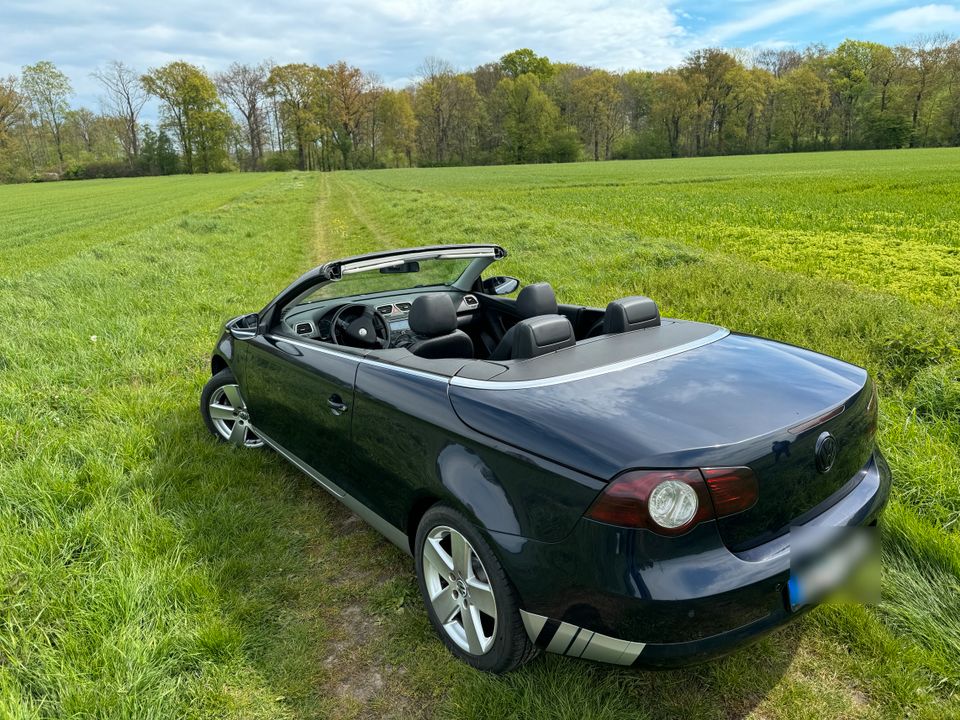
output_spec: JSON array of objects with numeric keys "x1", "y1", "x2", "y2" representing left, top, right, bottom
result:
[{"x1": 200, "y1": 244, "x2": 890, "y2": 672}]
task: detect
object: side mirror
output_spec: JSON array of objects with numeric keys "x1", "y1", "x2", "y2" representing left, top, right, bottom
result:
[
  {"x1": 482, "y1": 276, "x2": 520, "y2": 296},
  {"x1": 228, "y1": 312, "x2": 259, "y2": 339}
]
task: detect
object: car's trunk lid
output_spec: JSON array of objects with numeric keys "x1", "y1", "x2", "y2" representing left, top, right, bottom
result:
[{"x1": 449, "y1": 329, "x2": 874, "y2": 550}]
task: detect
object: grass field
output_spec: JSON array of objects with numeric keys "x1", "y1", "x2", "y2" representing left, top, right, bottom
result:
[{"x1": 1, "y1": 149, "x2": 959, "y2": 719}]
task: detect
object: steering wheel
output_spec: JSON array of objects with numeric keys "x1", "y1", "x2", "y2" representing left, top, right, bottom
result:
[{"x1": 330, "y1": 303, "x2": 391, "y2": 349}]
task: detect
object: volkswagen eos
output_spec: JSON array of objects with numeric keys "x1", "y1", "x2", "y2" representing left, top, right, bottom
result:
[{"x1": 200, "y1": 244, "x2": 889, "y2": 672}]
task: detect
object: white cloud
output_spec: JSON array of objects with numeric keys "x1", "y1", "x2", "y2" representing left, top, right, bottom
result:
[
  {"x1": 707, "y1": 0, "x2": 838, "y2": 41},
  {"x1": 0, "y1": 1, "x2": 688, "y2": 81},
  {"x1": 869, "y1": 3, "x2": 960, "y2": 32},
  {"x1": 0, "y1": 0, "x2": 691, "y2": 114}
]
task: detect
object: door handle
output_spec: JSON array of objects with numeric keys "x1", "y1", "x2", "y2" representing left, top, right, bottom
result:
[{"x1": 327, "y1": 394, "x2": 348, "y2": 415}]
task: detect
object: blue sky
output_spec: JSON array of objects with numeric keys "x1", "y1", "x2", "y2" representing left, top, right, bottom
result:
[{"x1": 3, "y1": 1, "x2": 959, "y2": 118}]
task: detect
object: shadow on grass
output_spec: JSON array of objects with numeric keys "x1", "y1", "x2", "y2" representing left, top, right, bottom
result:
[{"x1": 148, "y1": 402, "x2": 799, "y2": 720}]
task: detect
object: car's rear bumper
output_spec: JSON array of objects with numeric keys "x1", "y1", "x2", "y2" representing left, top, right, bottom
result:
[{"x1": 489, "y1": 450, "x2": 890, "y2": 667}]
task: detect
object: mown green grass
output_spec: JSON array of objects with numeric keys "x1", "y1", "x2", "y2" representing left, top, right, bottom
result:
[{"x1": 1, "y1": 150, "x2": 959, "y2": 719}]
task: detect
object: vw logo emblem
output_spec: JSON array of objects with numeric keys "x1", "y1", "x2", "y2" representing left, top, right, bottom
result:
[
  {"x1": 815, "y1": 432, "x2": 838, "y2": 474},
  {"x1": 358, "y1": 328, "x2": 368, "y2": 337}
]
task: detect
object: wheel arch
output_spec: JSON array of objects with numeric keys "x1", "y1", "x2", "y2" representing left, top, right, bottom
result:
[
  {"x1": 403, "y1": 489, "x2": 505, "y2": 557},
  {"x1": 211, "y1": 353, "x2": 229, "y2": 376},
  {"x1": 406, "y1": 494, "x2": 442, "y2": 553}
]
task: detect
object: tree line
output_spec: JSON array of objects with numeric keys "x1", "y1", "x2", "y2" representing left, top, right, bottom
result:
[{"x1": 1, "y1": 37, "x2": 959, "y2": 183}]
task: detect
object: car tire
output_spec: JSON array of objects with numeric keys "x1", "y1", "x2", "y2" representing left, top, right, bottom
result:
[
  {"x1": 415, "y1": 504, "x2": 538, "y2": 673},
  {"x1": 200, "y1": 368, "x2": 264, "y2": 448}
]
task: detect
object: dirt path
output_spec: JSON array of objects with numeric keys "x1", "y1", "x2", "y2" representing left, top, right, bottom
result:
[
  {"x1": 337, "y1": 175, "x2": 395, "y2": 248},
  {"x1": 311, "y1": 173, "x2": 332, "y2": 263}
]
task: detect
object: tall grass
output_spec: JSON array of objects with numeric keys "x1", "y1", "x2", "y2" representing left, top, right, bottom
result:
[{"x1": 1, "y1": 150, "x2": 958, "y2": 718}]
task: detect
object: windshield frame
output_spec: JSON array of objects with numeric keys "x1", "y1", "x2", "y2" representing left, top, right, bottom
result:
[
  {"x1": 260, "y1": 244, "x2": 505, "y2": 332},
  {"x1": 288, "y1": 256, "x2": 481, "y2": 310}
]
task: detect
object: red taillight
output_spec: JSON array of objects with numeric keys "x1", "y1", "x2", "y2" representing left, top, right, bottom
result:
[
  {"x1": 701, "y1": 466, "x2": 759, "y2": 516},
  {"x1": 585, "y1": 469, "x2": 714, "y2": 535}
]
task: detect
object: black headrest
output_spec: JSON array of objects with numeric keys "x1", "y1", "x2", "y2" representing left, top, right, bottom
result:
[
  {"x1": 512, "y1": 315, "x2": 575, "y2": 359},
  {"x1": 409, "y1": 294, "x2": 458, "y2": 337},
  {"x1": 515, "y1": 282, "x2": 557, "y2": 318},
  {"x1": 603, "y1": 296, "x2": 660, "y2": 334}
]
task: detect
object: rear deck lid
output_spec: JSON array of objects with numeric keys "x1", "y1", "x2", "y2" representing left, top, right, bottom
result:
[{"x1": 449, "y1": 330, "x2": 873, "y2": 549}]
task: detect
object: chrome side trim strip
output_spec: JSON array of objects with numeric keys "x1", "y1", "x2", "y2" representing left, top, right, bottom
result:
[
  {"x1": 519, "y1": 610, "x2": 646, "y2": 665},
  {"x1": 450, "y1": 328, "x2": 730, "y2": 390},
  {"x1": 251, "y1": 425, "x2": 412, "y2": 555}
]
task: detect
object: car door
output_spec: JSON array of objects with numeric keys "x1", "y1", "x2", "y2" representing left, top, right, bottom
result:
[{"x1": 240, "y1": 333, "x2": 361, "y2": 490}]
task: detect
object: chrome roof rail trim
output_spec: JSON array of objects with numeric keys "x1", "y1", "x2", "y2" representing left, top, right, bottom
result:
[
  {"x1": 265, "y1": 335, "x2": 450, "y2": 384},
  {"x1": 265, "y1": 328, "x2": 729, "y2": 392}
]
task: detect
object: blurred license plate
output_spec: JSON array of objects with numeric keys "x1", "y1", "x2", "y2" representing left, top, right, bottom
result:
[{"x1": 787, "y1": 526, "x2": 876, "y2": 611}]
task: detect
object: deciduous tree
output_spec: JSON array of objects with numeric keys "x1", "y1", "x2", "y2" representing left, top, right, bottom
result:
[
  {"x1": 652, "y1": 71, "x2": 693, "y2": 157},
  {"x1": 22, "y1": 61, "x2": 72, "y2": 169},
  {"x1": 491, "y1": 73, "x2": 559, "y2": 162},
  {"x1": 777, "y1": 65, "x2": 829, "y2": 151},
  {"x1": 499, "y1": 49, "x2": 553, "y2": 82},
  {"x1": 93, "y1": 61, "x2": 148, "y2": 161},
  {"x1": 142, "y1": 62, "x2": 232, "y2": 172},
  {"x1": 327, "y1": 61, "x2": 372, "y2": 169},
  {"x1": 571, "y1": 70, "x2": 624, "y2": 160},
  {"x1": 0, "y1": 76, "x2": 23, "y2": 146},
  {"x1": 216, "y1": 62, "x2": 269, "y2": 170},
  {"x1": 377, "y1": 89, "x2": 417, "y2": 167},
  {"x1": 414, "y1": 59, "x2": 481, "y2": 165},
  {"x1": 266, "y1": 63, "x2": 325, "y2": 170}
]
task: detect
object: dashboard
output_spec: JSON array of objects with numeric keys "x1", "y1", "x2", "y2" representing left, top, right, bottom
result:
[{"x1": 282, "y1": 292, "x2": 480, "y2": 349}]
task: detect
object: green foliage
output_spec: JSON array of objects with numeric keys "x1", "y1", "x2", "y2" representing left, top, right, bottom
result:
[
  {"x1": 867, "y1": 113, "x2": 912, "y2": 148},
  {"x1": 544, "y1": 127, "x2": 582, "y2": 163},
  {"x1": 570, "y1": 70, "x2": 625, "y2": 160},
  {"x1": 413, "y1": 63, "x2": 482, "y2": 166},
  {"x1": 61, "y1": 160, "x2": 144, "y2": 180},
  {"x1": 141, "y1": 61, "x2": 233, "y2": 173},
  {"x1": 262, "y1": 150, "x2": 298, "y2": 172},
  {"x1": 499, "y1": 49, "x2": 553, "y2": 83},
  {"x1": 266, "y1": 63, "x2": 325, "y2": 171},
  {"x1": 139, "y1": 127, "x2": 180, "y2": 175},
  {"x1": 376, "y1": 89, "x2": 417, "y2": 168},
  {"x1": 21, "y1": 60, "x2": 72, "y2": 168},
  {"x1": 491, "y1": 74, "x2": 561, "y2": 163}
]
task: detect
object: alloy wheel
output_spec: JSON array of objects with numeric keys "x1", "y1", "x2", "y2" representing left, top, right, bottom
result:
[
  {"x1": 207, "y1": 383, "x2": 263, "y2": 448},
  {"x1": 422, "y1": 525, "x2": 498, "y2": 655}
]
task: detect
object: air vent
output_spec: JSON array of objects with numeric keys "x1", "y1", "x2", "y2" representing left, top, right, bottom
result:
[
  {"x1": 463, "y1": 295, "x2": 478, "y2": 306},
  {"x1": 396, "y1": 302, "x2": 412, "y2": 312},
  {"x1": 295, "y1": 322, "x2": 313, "y2": 335},
  {"x1": 377, "y1": 304, "x2": 394, "y2": 315}
]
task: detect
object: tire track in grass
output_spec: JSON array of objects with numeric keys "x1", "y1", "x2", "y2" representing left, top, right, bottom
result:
[
  {"x1": 335, "y1": 174, "x2": 397, "y2": 249},
  {"x1": 291, "y1": 171, "x2": 439, "y2": 718},
  {"x1": 312, "y1": 174, "x2": 331, "y2": 262}
]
